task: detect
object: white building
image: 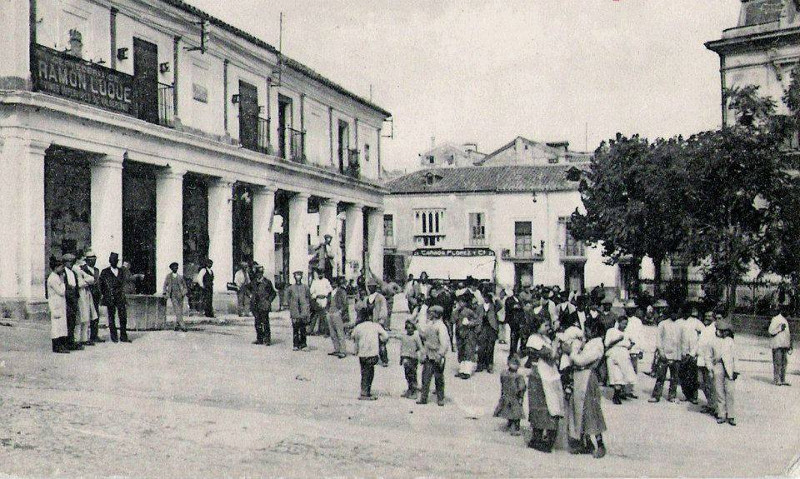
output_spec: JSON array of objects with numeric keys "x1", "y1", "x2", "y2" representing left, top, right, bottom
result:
[
  {"x1": 0, "y1": 0, "x2": 391, "y2": 318},
  {"x1": 383, "y1": 164, "x2": 619, "y2": 294},
  {"x1": 477, "y1": 137, "x2": 591, "y2": 167},
  {"x1": 418, "y1": 142, "x2": 486, "y2": 168}
]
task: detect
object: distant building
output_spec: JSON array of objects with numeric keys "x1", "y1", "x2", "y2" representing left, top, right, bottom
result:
[
  {"x1": 706, "y1": 0, "x2": 800, "y2": 127},
  {"x1": 383, "y1": 163, "x2": 620, "y2": 294},
  {"x1": 418, "y1": 142, "x2": 486, "y2": 168},
  {"x1": 478, "y1": 137, "x2": 591, "y2": 167}
]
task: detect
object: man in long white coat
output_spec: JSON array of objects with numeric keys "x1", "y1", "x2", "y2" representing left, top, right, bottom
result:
[
  {"x1": 47, "y1": 258, "x2": 69, "y2": 354},
  {"x1": 73, "y1": 252, "x2": 99, "y2": 346}
]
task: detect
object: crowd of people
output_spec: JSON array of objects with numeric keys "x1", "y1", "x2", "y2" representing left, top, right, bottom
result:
[{"x1": 46, "y1": 251, "x2": 795, "y2": 457}]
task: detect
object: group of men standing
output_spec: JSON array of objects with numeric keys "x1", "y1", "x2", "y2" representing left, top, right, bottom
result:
[{"x1": 47, "y1": 251, "x2": 131, "y2": 353}]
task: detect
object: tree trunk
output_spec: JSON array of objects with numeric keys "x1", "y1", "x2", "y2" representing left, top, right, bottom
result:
[{"x1": 726, "y1": 279, "x2": 738, "y2": 314}]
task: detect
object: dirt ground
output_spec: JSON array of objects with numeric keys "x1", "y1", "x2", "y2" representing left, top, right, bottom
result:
[{"x1": 0, "y1": 309, "x2": 798, "y2": 478}]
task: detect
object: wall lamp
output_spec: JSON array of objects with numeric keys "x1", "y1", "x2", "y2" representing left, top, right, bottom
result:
[
  {"x1": 116, "y1": 47, "x2": 129, "y2": 61},
  {"x1": 231, "y1": 93, "x2": 240, "y2": 104},
  {"x1": 159, "y1": 62, "x2": 170, "y2": 74}
]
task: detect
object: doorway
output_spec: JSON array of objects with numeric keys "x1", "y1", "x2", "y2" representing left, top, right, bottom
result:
[
  {"x1": 338, "y1": 120, "x2": 349, "y2": 173},
  {"x1": 133, "y1": 37, "x2": 159, "y2": 124},
  {"x1": 238, "y1": 80, "x2": 259, "y2": 151},
  {"x1": 514, "y1": 263, "x2": 533, "y2": 291},
  {"x1": 564, "y1": 262, "x2": 586, "y2": 295}
]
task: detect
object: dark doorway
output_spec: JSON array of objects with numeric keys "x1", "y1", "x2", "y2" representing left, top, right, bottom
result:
[
  {"x1": 564, "y1": 262, "x2": 586, "y2": 295},
  {"x1": 232, "y1": 183, "x2": 254, "y2": 271},
  {"x1": 122, "y1": 161, "x2": 157, "y2": 294},
  {"x1": 238, "y1": 81, "x2": 259, "y2": 151},
  {"x1": 183, "y1": 174, "x2": 209, "y2": 276},
  {"x1": 44, "y1": 147, "x2": 92, "y2": 280},
  {"x1": 514, "y1": 263, "x2": 533, "y2": 291},
  {"x1": 133, "y1": 37, "x2": 159, "y2": 125}
]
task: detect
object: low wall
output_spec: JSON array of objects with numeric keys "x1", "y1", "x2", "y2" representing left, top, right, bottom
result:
[{"x1": 732, "y1": 314, "x2": 800, "y2": 342}]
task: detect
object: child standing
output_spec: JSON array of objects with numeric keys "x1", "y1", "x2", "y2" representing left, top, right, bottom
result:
[
  {"x1": 493, "y1": 355, "x2": 527, "y2": 436},
  {"x1": 400, "y1": 320, "x2": 424, "y2": 399},
  {"x1": 711, "y1": 317, "x2": 738, "y2": 426}
]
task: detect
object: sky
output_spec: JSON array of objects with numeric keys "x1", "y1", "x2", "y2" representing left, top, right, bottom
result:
[{"x1": 186, "y1": 0, "x2": 740, "y2": 172}]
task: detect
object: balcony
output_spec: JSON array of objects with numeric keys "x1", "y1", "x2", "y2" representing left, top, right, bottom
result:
[
  {"x1": 287, "y1": 128, "x2": 305, "y2": 163},
  {"x1": 345, "y1": 149, "x2": 360, "y2": 179},
  {"x1": 468, "y1": 237, "x2": 488, "y2": 248},
  {"x1": 559, "y1": 241, "x2": 587, "y2": 262},
  {"x1": 157, "y1": 83, "x2": 175, "y2": 128},
  {"x1": 256, "y1": 117, "x2": 270, "y2": 154},
  {"x1": 502, "y1": 240, "x2": 545, "y2": 262}
]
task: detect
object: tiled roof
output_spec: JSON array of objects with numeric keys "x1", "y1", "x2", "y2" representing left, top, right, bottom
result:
[
  {"x1": 159, "y1": 0, "x2": 391, "y2": 118},
  {"x1": 386, "y1": 164, "x2": 588, "y2": 195}
]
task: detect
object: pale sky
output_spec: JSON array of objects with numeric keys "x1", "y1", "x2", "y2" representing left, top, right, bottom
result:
[{"x1": 187, "y1": 0, "x2": 740, "y2": 172}]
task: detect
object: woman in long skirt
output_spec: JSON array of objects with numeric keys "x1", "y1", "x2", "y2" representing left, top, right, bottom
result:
[
  {"x1": 525, "y1": 319, "x2": 565, "y2": 452},
  {"x1": 566, "y1": 321, "x2": 608, "y2": 458}
]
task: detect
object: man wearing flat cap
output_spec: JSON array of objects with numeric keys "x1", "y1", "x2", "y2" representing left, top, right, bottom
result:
[
  {"x1": 61, "y1": 253, "x2": 82, "y2": 350},
  {"x1": 287, "y1": 270, "x2": 311, "y2": 350},
  {"x1": 417, "y1": 305, "x2": 450, "y2": 406},
  {"x1": 250, "y1": 264, "x2": 277, "y2": 345},
  {"x1": 162, "y1": 262, "x2": 188, "y2": 332},
  {"x1": 100, "y1": 252, "x2": 130, "y2": 343},
  {"x1": 81, "y1": 250, "x2": 105, "y2": 343}
]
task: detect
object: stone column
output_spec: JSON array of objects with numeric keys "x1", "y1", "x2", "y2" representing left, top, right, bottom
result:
[
  {"x1": 91, "y1": 154, "x2": 124, "y2": 269},
  {"x1": 155, "y1": 167, "x2": 185, "y2": 284},
  {"x1": 344, "y1": 203, "x2": 364, "y2": 280},
  {"x1": 252, "y1": 185, "x2": 276, "y2": 281},
  {"x1": 288, "y1": 192, "x2": 310, "y2": 277},
  {"x1": 0, "y1": 136, "x2": 48, "y2": 300},
  {"x1": 366, "y1": 207, "x2": 385, "y2": 280},
  {"x1": 207, "y1": 177, "x2": 234, "y2": 292},
  {"x1": 318, "y1": 199, "x2": 339, "y2": 274}
]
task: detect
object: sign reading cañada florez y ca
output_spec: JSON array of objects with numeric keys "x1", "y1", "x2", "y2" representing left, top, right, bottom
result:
[{"x1": 31, "y1": 44, "x2": 135, "y2": 115}]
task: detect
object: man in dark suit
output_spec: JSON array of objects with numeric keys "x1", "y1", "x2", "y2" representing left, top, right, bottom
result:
[
  {"x1": 82, "y1": 251, "x2": 105, "y2": 342},
  {"x1": 504, "y1": 288, "x2": 524, "y2": 358},
  {"x1": 62, "y1": 253, "x2": 83, "y2": 350},
  {"x1": 100, "y1": 252, "x2": 130, "y2": 343},
  {"x1": 250, "y1": 265, "x2": 277, "y2": 345},
  {"x1": 200, "y1": 259, "x2": 215, "y2": 318}
]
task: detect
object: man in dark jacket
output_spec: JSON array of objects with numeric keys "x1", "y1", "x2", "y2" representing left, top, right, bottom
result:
[
  {"x1": 99, "y1": 252, "x2": 129, "y2": 343},
  {"x1": 200, "y1": 259, "x2": 215, "y2": 318},
  {"x1": 250, "y1": 265, "x2": 277, "y2": 345},
  {"x1": 504, "y1": 288, "x2": 524, "y2": 358}
]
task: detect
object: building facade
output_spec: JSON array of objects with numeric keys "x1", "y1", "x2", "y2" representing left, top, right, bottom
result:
[
  {"x1": 383, "y1": 164, "x2": 619, "y2": 293},
  {"x1": 477, "y1": 137, "x2": 591, "y2": 167},
  {"x1": 0, "y1": 0, "x2": 391, "y2": 317},
  {"x1": 418, "y1": 142, "x2": 486, "y2": 168}
]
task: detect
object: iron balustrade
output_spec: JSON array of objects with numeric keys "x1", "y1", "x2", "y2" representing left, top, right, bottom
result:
[{"x1": 157, "y1": 83, "x2": 175, "y2": 128}]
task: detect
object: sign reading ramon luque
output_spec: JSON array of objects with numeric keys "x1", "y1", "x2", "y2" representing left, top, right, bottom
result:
[{"x1": 32, "y1": 44, "x2": 135, "y2": 115}]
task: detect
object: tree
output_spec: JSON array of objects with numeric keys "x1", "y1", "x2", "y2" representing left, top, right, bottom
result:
[
  {"x1": 678, "y1": 85, "x2": 795, "y2": 311},
  {"x1": 569, "y1": 134, "x2": 688, "y2": 296}
]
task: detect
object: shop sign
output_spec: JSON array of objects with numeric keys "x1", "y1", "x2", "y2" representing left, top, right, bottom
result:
[
  {"x1": 412, "y1": 248, "x2": 494, "y2": 257},
  {"x1": 31, "y1": 44, "x2": 135, "y2": 115}
]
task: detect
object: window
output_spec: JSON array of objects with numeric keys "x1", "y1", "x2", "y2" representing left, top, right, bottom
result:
[
  {"x1": 414, "y1": 208, "x2": 445, "y2": 247},
  {"x1": 469, "y1": 212, "x2": 486, "y2": 246},
  {"x1": 427, "y1": 155, "x2": 435, "y2": 164},
  {"x1": 514, "y1": 221, "x2": 532, "y2": 257},
  {"x1": 383, "y1": 214, "x2": 394, "y2": 246},
  {"x1": 364, "y1": 144, "x2": 370, "y2": 162},
  {"x1": 559, "y1": 217, "x2": 585, "y2": 257}
]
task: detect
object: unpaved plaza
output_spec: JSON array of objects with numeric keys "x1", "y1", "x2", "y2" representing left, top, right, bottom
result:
[{"x1": 0, "y1": 313, "x2": 798, "y2": 478}]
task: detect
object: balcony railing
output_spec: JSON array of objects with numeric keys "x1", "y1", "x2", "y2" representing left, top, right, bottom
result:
[
  {"x1": 257, "y1": 117, "x2": 270, "y2": 154},
  {"x1": 288, "y1": 128, "x2": 305, "y2": 163},
  {"x1": 560, "y1": 241, "x2": 587, "y2": 261},
  {"x1": 345, "y1": 149, "x2": 360, "y2": 179},
  {"x1": 158, "y1": 83, "x2": 175, "y2": 128},
  {"x1": 502, "y1": 240, "x2": 545, "y2": 262},
  {"x1": 384, "y1": 235, "x2": 396, "y2": 248},
  {"x1": 468, "y1": 237, "x2": 488, "y2": 247}
]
